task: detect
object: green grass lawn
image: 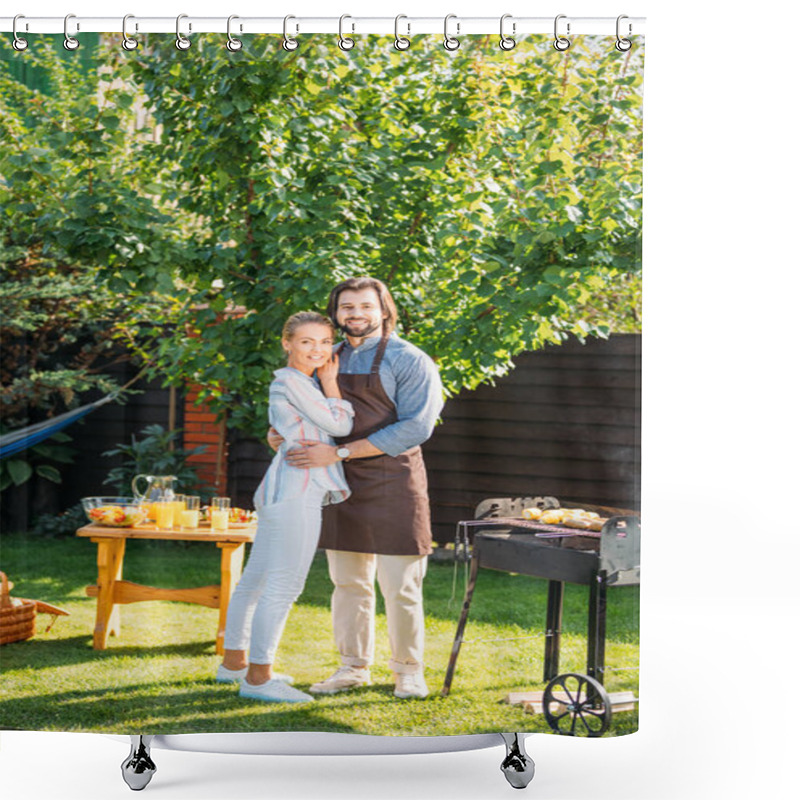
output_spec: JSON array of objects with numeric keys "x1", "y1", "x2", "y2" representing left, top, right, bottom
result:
[{"x1": 0, "y1": 532, "x2": 638, "y2": 736}]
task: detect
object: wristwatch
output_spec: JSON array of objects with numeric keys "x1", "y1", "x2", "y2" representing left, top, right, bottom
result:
[{"x1": 335, "y1": 446, "x2": 351, "y2": 461}]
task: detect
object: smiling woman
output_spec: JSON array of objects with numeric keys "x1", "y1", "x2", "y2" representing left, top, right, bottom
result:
[
  {"x1": 282, "y1": 314, "x2": 337, "y2": 377},
  {"x1": 219, "y1": 310, "x2": 354, "y2": 702}
]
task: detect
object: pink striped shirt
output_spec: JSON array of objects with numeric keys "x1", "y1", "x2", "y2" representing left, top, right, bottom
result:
[{"x1": 255, "y1": 367, "x2": 354, "y2": 508}]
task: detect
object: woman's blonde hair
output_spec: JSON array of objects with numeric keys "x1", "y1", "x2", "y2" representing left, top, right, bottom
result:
[{"x1": 281, "y1": 311, "x2": 336, "y2": 341}]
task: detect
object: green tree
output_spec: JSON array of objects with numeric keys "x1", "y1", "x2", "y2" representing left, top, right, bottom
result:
[
  {"x1": 121, "y1": 35, "x2": 643, "y2": 436},
  {"x1": 0, "y1": 39, "x2": 176, "y2": 485},
  {"x1": 3, "y1": 35, "x2": 643, "y2": 442}
]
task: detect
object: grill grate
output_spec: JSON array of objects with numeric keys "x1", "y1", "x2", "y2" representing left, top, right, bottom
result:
[{"x1": 460, "y1": 517, "x2": 602, "y2": 538}]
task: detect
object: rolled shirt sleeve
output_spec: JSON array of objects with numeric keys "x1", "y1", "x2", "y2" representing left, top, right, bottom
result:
[{"x1": 367, "y1": 346, "x2": 444, "y2": 457}]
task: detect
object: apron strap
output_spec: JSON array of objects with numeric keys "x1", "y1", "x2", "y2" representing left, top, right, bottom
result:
[{"x1": 368, "y1": 336, "x2": 391, "y2": 388}]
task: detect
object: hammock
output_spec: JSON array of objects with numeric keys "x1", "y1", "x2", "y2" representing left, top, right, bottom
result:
[
  {"x1": 0, "y1": 394, "x2": 117, "y2": 459},
  {"x1": 1, "y1": 366, "x2": 147, "y2": 459}
]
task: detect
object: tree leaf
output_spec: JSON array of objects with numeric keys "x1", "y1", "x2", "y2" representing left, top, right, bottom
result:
[
  {"x1": 7, "y1": 459, "x2": 33, "y2": 486},
  {"x1": 36, "y1": 464, "x2": 63, "y2": 484}
]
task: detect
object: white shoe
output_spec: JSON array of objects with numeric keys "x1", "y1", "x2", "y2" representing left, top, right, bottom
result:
[
  {"x1": 239, "y1": 678, "x2": 313, "y2": 703},
  {"x1": 394, "y1": 672, "x2": 429, "y2": 699},
  {"x1": 216, "y1": 665, "x2": 294, "y2": 684},
  {"x1": 308, "y1": 666, "x2": 371, "y2": 695}
]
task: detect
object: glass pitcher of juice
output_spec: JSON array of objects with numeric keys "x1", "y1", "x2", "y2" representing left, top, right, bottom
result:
[{"x1": 132, "y1": 475, "x2": 178, "y2": 521}]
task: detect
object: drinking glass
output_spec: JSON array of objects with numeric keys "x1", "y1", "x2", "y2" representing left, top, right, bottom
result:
[
  {"x1": 179, "y1": 496, "x2": 200, "y2": 530},
  {"x1": 153, "y1": 498, "x2": 175, "y2": 529},
  {"x1": 173, "y1": 494, "x2": 187, "y2": 513},
  {"x1": 211, "y1": 497, "x2": 230, "y2": 531}
]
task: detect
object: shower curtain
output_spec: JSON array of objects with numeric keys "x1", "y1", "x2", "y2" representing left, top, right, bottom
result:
[{"x1": 0, "y1": 19, "x2": 643, "y2": 743}]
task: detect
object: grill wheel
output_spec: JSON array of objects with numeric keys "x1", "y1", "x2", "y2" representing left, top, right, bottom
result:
[{"x1": 543, "y1": 673, "x2": 613, "y2": 737}]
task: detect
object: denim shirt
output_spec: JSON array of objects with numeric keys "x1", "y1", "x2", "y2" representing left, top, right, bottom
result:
[{"x1": 337, "y1": 333, "x2": 444, "y2": 457}]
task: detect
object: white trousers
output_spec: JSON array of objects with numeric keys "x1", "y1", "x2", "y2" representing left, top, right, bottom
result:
[
  {"x1": 326, "y1": 550, "x2": 428, "y2": 675},
  {"x1": 224, "y1": 488, "x2": 325, "y2": 665}
]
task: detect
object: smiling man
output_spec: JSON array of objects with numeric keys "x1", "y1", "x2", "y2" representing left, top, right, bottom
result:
[{"x1": 282, "y1": 276, "x2": 444, "y2": 700}]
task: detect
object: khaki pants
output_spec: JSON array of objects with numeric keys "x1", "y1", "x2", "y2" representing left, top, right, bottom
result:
[{"x1": 326, "y1": 550, "x2": 428, "y2": 675}]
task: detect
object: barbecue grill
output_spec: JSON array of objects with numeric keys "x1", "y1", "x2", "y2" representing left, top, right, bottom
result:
[{"x1": 441, "y1": 496, "x2": 640, "y2": 736}]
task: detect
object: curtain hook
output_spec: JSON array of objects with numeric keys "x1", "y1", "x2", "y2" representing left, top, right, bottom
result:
[
  {"x1": 499, "y1": 13, "x2": 516, "y2": 51},
  {"x1": 226, "y1": 15, "x2": 243, "y2": 51},
  {"x1": 338, "y1": 14, "x2": 355, "y2": 51},
  {"x1": 63, "y1": 13, "x2": 80, "y2": 51},
  {"x1": 615, "y1": 14, "x2": 633, "y2": 52},
  {"x1": 443, "y1": 13, "x2": 460, "y2": 51},
  {"x1": 12, "y1": 14, "x2": 28, "y2": 51},
  {"x1": 394, "y1": 14, "x2": 411, "y2": 51},
  {"x1": 282, "y1": 15, "x2": 299, "y2": 51},
  {"x1": 553, "y1": 14, "x2": 571, "y2": 51},
  {"x1": 122, "y1": 14, "x2": 138, "y2": 51},
  {"x1": 175, "y1": 14, "x2": 191, "y2": 50}
]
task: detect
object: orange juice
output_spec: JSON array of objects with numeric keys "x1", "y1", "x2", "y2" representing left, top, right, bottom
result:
[
  {"x1": 154, "y1": 502, "x2": 175, "y2": 529},
  {"x1": 210, "y1": 509, "x2": 229, "y2": 531},
  {"x1": 140, "y1": 502, "x2": 154, "y2": 521},
  {"x1": 179, "y1": 508, "x2": 199, "y2": 529}
]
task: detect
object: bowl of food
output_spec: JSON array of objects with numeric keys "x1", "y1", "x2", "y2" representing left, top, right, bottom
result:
[{"x1": 81, "y1": 497, "x2": 146, "y2": 528}]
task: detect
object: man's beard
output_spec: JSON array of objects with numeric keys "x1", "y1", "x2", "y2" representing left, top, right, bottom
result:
[{"x1": 340, "y1": 318, "x2": 382, "y2": 338}]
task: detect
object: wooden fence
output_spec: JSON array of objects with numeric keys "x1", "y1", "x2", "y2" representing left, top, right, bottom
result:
[{"x1": 423, "y1": 334, "x2": 640, "y2": 543}]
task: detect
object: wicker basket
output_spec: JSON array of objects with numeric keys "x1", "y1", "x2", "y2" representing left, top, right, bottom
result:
[{"x1": 0, "y1": 571, "x2": 37, "y2": 645}]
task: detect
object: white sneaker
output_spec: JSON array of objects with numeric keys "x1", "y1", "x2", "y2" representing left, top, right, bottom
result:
[
  {"x1": 308, "y1": 666, "x2": 372, "y2": 695},
  {"x1": 216, "y1": 665, "x2": 294, "y2": 684},
  {"x1": 239, "y1": 678, "x2": 313, "y2": 703},
  {"x1": 394, "y1": 672, "x2": 429, "y2": 699}
]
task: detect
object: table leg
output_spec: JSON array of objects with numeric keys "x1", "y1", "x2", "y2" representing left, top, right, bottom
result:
[
  {"x1": 544, "y1": 580, "x2": 564, "y2": 682},
  {"x1": 441, "y1": 552, "x2": 481, "y2": 696},
  {"x1": 216, "y1": 542, "x2": 245, "y2": 655},
  {"x1": 93, "y1": 538, "x2": 126, "y2": 649},
  {"x1": 587, "y1": 572, "x2": 607, "y2": 684}
]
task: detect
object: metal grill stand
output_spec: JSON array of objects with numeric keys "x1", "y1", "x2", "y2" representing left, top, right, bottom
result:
[{"x1": 442, "y1": 499, "x2": 640, "y2": 696}]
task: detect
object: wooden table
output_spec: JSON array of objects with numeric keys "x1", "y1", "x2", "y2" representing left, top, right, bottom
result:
[{"x1": 76, "y1": 523, "x2": 256, "y2": 655}]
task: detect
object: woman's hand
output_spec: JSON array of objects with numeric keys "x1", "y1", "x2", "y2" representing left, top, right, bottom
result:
[
  {"x1": 316, "y1": 352, "x2": 339, "y2": 383},
  {"x1": 317, "y1": 352, "x2": 342, "y2": 398}
]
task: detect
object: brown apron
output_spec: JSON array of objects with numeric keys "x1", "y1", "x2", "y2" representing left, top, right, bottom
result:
[{"x1": 319, "y1": 336, "x2": 433, "y2": 556}]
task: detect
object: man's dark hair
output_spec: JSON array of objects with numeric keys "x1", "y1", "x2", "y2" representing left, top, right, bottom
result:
[{"x1": 327, "y1": 277, "x2": 398, "y2": 335}]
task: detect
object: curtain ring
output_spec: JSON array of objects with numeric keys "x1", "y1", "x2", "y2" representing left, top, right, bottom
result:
[
  {"x1": 553, "y1": 14, "x2": 571, "y2": 51},
  {"x1": 394, "y1": 14, "x2": 411, "y2": 51},
  {"x1": 282, "y1": 15, "x2": 299, "y2": 51},
  {"x1": 443, "y1": 14, "x2": 460, "y2": 51},
  {"x1": 63, "y1": 14, "x2": 80, "y2": 51},
  {"x1": 175, "y1": 14, "x2": 191, "y2": 50},
  {"x1": 12, "y1": 15, "x2": 28, "y2": 51},
  {"x1": 499, "y1": 13, "x2": 516, "y2": 51},
  {"x1": 226, "y1": 15, "x2": 243, "y2": 51},
  {"x1": 615, "y1": 15, "x2": 632, "y2": 52},
  {"x1": 122, "y1": 14, "x2": 138, "y2": 51},
  {"x1": 338, "y1": 14, "x2": 355, "y2": 51}
]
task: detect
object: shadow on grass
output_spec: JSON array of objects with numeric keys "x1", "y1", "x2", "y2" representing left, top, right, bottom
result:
[
  {"x1": 0, "y1": 637, "x2": 219, "y2": 670},
  {"x1": 0, "y1": 681, "x2": 361, "y2": 734}
]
